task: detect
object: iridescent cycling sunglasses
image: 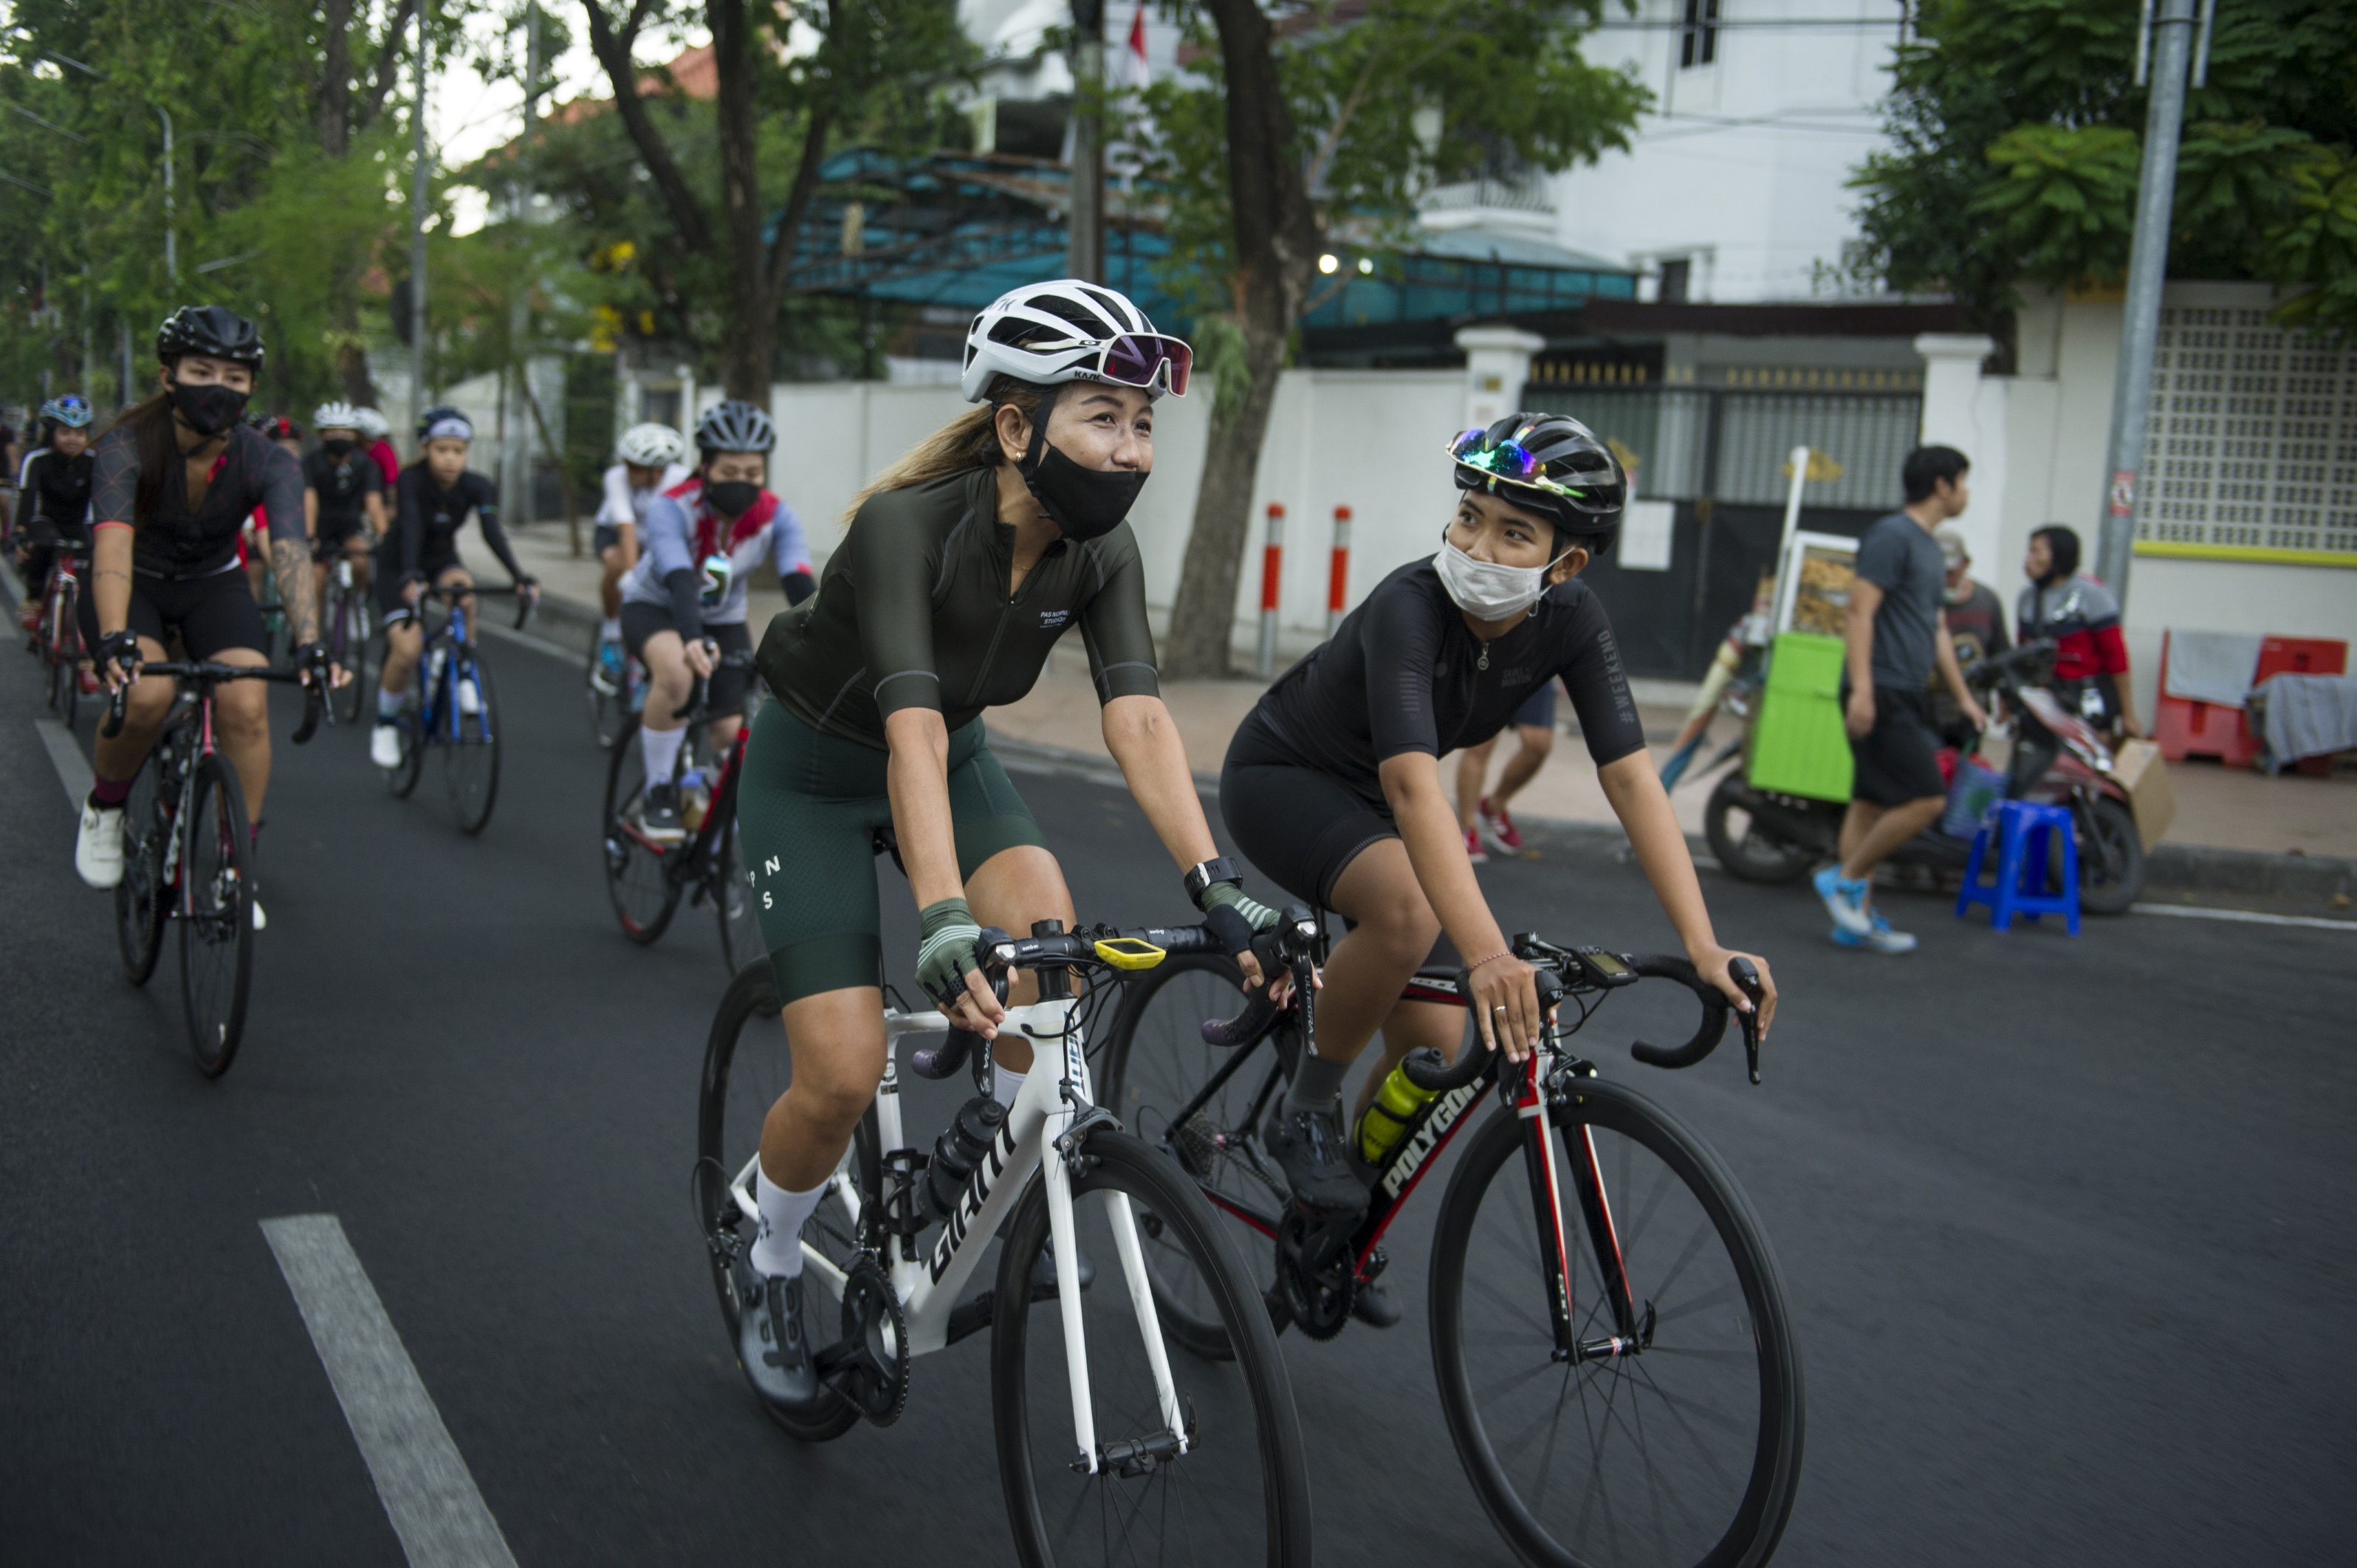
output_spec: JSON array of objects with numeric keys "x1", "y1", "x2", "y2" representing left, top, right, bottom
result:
[
  {"x1": 1447, "y1": 426, "x2": 1619, "y2": 513},
  {"x1": 1080, "y1": 333, "x2": 1193, "y2": 398}
]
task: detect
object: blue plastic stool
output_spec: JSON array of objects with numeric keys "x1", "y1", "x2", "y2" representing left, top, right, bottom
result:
[{"x1": 1955, "y1": 800, "x2": 2081, "y2": 935}]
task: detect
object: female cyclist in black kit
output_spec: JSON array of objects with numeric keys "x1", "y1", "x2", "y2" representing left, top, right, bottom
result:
[{"x1": 1220, "y1": 413, "x2": 1778, "y2": 1324}]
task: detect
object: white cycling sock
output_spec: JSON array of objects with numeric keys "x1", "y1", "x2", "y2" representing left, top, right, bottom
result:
[
  {"x1": 376, "y1": 687, "x2": 402, "y2": 721},
  {"x1": 990, "y1": 1062, "x2": 1026, "y2": 1113},
  {"x1": 640, "y1": 723, "x2": 687, "y2": 793},
  {"x1": 751, "y1": 1169, "x2": 827, "y2": 1279},
  {"x1": 599, "y1": 615, "x2": 620, "y2": 641}
]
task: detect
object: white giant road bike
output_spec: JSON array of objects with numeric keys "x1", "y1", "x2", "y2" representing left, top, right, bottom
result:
[{"x1": 696, "y1": 915, "x2": 1311, "y2": 1567}]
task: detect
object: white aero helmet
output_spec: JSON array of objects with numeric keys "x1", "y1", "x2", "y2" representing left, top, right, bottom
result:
[
  {"x1": 352, "y1": 406, "x2": 392, "y2": 440},
  {"x1": 617, "y1": 421, "x2": 688, "y2": 468},
  {"x1": 313, "y1": 401, "x2": 363, "y2": 432},
  {"x1": 959, "y1": 279, "x2": 1192, "y2": 405}
]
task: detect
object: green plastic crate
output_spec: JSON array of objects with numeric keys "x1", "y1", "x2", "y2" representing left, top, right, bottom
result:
[{"x1": 1747, "y1": 633, "x2": 1853, "y2": 802}]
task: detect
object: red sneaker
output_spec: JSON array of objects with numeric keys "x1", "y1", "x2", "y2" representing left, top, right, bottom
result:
[
  {"x1": 1464, "y1": 826, "x2": 1489, "y2": 865},
  {"x1": 1477, "y1": 796, "x2": 1523, "y2": 853}
]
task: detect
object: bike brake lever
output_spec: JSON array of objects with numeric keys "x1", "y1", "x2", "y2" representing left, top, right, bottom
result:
[{"x1": 1727, "y1": 956, "x2": 1764, "y2": 1084}]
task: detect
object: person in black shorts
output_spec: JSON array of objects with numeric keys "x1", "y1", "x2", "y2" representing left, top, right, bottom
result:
[
  {"x1": 1815, "y1": 445, "x2": 1988, "y2": 955},
  {"x1": 303, "y1": 400, "x2": 386, "y2": 601},
  {"x1": 368, "y1": 407, "x2": 535, "y2": 768},
  {"x1": 1220, "y1": 413, "x2": 1775, "y2": 1322},
  {"x1": 14, "y1": 394, "x2": 96, "y2": 650},
  {"x1": 74, "y1": 306, "x2": 341, "y2": 903}
]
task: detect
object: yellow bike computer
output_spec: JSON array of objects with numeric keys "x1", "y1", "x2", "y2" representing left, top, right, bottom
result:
[{"x1": 1093, "y1": 937, "x2": 1165, "y2": 971}]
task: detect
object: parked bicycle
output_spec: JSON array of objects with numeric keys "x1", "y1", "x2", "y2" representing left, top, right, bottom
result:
[
  {"x1": 696, "y1": 902, "x2": 1311, "y2": 1567},
  {"x1": 103, "y1": 661, "x2": 324, "y2": 1077},
  {"x1": 1102, "y1": 915, "x2": 1802, "y2": 1568},
  {"x1": 382, "y1": 581, "x2": 534, "y2": 836},
  {"x1": 600, "y1": 648, "x2": 761, "y2": 971},
  {"x1": 27, "y1": 539, "x2": 92, "y2": 730},
  {"x1": 315, "y1": 539, "x2": 372, "y2": 728}
]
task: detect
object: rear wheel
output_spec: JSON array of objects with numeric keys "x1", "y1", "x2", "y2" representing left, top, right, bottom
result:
[
  {"x1": 603, "y1": 717, "x2": 681, "y2": 943},
  {"x1": 2073, "y1": 795, "x2": 2144, "y2": 915},
  {"x1": 115, "y1": 752, "x2": 171, "y2": 986},
  {"x1": 1098, "y1": 955, "x2": 1286, "y2": 1361},
  {"x1": 1704, "y1": 774, "x2": 1818, "y2": 884},
  {"x1": 442, "y1": 653, "x2": 500, "y2": 835},
  {"x1": 694, "y1": 961, "x2": 862, "y2": 1443},
  {"x1": 993, "y1": 1128, "x2": 1311, "y2": 1567},
  {"x1": 179, "y1": 754, "x2": 254, "y2": 1078},
  {"x1": 1430, "y1": 1079, "x2": 1803, "y2": 1568}
]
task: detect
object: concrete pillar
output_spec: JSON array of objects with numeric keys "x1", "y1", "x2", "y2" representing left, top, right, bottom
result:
[
  {"x1": 1455, "y1": 325, "x2": 1547, "y2": 433},
  {"x1": 1913, "y1": 332, "x2": 2003, "y2": 574}
]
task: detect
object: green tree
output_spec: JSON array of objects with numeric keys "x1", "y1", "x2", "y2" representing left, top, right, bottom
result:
[
  {"x1": 1850, "y1": 0, "x2": 2357, "y2": 343},
  {"x1": 1139, "y1": 0, "x2": 1648, "y2": 678}
]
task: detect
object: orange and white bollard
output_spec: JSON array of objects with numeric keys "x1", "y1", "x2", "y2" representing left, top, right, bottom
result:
[
  {"x1": 1255, "y1": 502, "x2": 1286, "y2": 677},
  {"x1": 1326, "y1": 505, "x2": 1352, "y2": 633}
]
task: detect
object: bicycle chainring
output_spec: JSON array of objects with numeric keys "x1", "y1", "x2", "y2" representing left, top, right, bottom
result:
[
  {"x1": 1274, "y1": 1207, "x2": 1356, "y2": 1341},
  {"x1": 834, "y1": 1254, "x2": 910, "y2": 1426}
]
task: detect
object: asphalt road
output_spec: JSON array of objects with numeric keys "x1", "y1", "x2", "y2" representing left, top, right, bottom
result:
[{"x1": 4, "y1": 613, "x2": 2353, "y2": 1567}]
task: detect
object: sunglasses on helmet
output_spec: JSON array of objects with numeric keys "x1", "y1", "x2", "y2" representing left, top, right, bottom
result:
[
  {"x1": 1448, "y1": 426, "x2": 1619, "y2": 512},
  {"x1": 1088, "y1": 333, "x2": 1192, "y2": 397}
]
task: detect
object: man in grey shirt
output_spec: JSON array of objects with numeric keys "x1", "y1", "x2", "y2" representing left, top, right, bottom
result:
[{"x1": 1812, "y1": 445, "x2": 1987, "y2": 953}]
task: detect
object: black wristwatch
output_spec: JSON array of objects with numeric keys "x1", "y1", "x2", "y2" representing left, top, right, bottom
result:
[{"x1": 1183, "y1": 856, "x2": 1243, "y2": 908}]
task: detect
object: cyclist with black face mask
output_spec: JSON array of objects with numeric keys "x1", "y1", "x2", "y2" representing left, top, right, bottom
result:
[
  {"x1": 614, "y1": 398, "x2": 811, "y2": 843},
  {"x1": 15, "y1": 394, "x2": 97, "y2": 652},
  {"x1": 72, "y1": 306, "x2": 342, "y2": 912}
]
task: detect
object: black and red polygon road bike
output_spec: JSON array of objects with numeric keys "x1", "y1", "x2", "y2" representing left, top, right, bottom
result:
[{"x1": 1101, "y1": 911, "x2": 1804, "y2": 1568}]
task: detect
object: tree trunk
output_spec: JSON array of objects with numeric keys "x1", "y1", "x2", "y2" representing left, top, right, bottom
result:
[
  {"x1": 710, "y1": 0, "x2": 775, "y2": 402},
  {"x1": 1164, "y1": 323, "x2": 1286, "y2": 676},
  {"x1": 316, "y1": 0, "x2": 353, "y2": 157}
]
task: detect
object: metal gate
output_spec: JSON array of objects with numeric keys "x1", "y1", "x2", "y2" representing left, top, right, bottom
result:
[{"x1": 1520, "y1": 380, "x2": 1925, "y2": 678}]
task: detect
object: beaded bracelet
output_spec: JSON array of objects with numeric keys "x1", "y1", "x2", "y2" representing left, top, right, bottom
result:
[{"x1": 1465, "y1": 950, "x2": 1513, "y2": 972}]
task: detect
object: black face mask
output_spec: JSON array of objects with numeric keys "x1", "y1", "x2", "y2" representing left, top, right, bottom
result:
[
  {"x1": 322, "y1": 436, "x2": 357, "y2": 458},
  {"x1": 168, "y1": 379, "x2": 250, "y2": 437},
  {"x1": 1015, "y1": 387, "x2": 1147, "y2": 542},
  {"x1": 704, "y1": 479, "x2": 761, "y2": 518}
]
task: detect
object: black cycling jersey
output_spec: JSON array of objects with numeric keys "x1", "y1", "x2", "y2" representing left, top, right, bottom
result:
[
  {"x1": 15, "y1": 447, "x2": 95, "y2": 541},
  {"x1": 302, "y1": 447, "x2": 382, "y2": 539},
  {"x1": 89, "y1": 419, "x2": 306, "y2": 577},
  {"x1": 383, "y1": 466, "x2": 524, "y2": 581},
  {"x1": 1250, "y1": 558, "x2": 1647, "y2": 808},
  {"x1": 756, "y1": 466, "x2": 1161, "y2": 748}
]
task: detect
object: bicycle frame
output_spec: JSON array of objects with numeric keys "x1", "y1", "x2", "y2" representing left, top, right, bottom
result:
[
  {"x1": 416, "y1": 601, "x2": 493, "y2": 749},
  {"x1": 38, "y1": 546, "x2": 86, "y2": 660},
  {"x1": 720, "y1": 996, "x2": 1191, "y2": 1474}
]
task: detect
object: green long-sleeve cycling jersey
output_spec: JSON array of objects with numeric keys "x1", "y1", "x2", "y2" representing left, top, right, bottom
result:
[{"x1": 755, "y1": 466, "x2": 1162, "y2": 748}]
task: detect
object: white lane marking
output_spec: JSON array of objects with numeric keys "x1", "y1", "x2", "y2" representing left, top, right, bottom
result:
[
  {"x1": 260, "y1": 1214, "x2": 519, "y2": 1568},
  {"x1": 35, "y1": 717, "x2": 93, "y2": 809},
  {"x1": 2131, "y1": 902, "x2": 2357, "y2": 932}
]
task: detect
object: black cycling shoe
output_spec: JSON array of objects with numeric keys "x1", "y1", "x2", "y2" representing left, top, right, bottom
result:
[
  {"x1": 1350, "y1": 1277, "x2": 1401, "y2": 1329},
  {"x1": 733, "y1": 1260, "x2": 819, "y2": 1411},
  {"x1": 1263, "y1": 1104, "x2": 1370, "y2": 1212},
  {"x1": 639, "y1": 783, "x2": 686, "y2": 845}
]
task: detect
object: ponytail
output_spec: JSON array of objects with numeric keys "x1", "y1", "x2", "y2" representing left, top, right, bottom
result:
[
  {"x1": 108, "y1": 392, "x2": 178, "y2": 529},
  {"x1": 842, "y1": 377, "x2": 1044, "y2": 523}
]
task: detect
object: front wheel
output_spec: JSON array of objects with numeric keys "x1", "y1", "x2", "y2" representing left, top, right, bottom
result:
[
  {"x1": 328, "y1": 588, "x2": 368, "y2": 727},
  {"x1": 115, "y1": 754, "x2": 171, "y2": 986},
  {"x1": 1704, "y1": 774, "x2": 1818, "y2": 885},
  {"x1": 714, "y1": 819, "x2": 764, "y2": 975},
  {"x1": 443, "y1": 654, "x2": 500, "y2": 835},
  {"x1": 179, "y1": 754, "x2": 255, "y2": 1077},
  {"x1": 2073, "y1": 795, "x2": 2144, "y2": 915},
  {"x1": 602, "y1": 717, "x2": 682, "y2": 944},
  {"x1": 992, "y1": 1128, "x2": 1311, "y2": 1568},
  {"x1": 1430, "y1": 1078, "x2": 1803, "y2": 1568}
]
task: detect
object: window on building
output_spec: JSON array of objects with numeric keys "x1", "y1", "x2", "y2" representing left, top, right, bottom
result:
[
  {"x1": 1680, "y1": 0, "x2": 1719, "y2": 68},
  {"x1": 1658, "y1": 258, "x2": 1692, "y2": 304}
]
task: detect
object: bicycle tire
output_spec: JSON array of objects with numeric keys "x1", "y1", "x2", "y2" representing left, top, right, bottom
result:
[
  {"x1": 444, "y1": 655, "x2": 500, "y2": 836},
  {"x1": 585, "y1": 630, "x2": 627, "y2": 749},
  {"x1": 1097, "y1": 952, "x2": 1286, "y2": 1361},
  {"x1": 115, "y1": 753, "x2": 171, "y2": 986},
  {"x1": 387, "y1": 663, "x2": 425, "y2": 799},
  {"x1": 993, "y1": 1124, "x2": 1312, "y2": 1568},
  {"x1": 602, "y1": 716, "x2": 682, "y2": 944},
  {"x1": 1429, "y1": 1078, "x2": 1804, "y2": 1568},
  {"x1": 714, "y1": 818, "x2": 764, "y2": 975},
  {"x1": 694, "y1": 960, "x2": 862, "y2": 1443},
  {"x1": 179, "y1": 754, "x2": 254, "y2": 1078},
  {"x1": 329, "y1": 588, "x2": 368, "y2": 727}
]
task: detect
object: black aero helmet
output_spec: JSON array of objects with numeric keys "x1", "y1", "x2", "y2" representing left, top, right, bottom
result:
[
  {"x1": 1447, "y1": 412, "x2": 1625, "y2": 552},
  {"x1": 157, "y1": 304, "x2": 264, "y2": 370},
  {"x1": 693, "y1": 399, "x2": 776, "y2": 455}
]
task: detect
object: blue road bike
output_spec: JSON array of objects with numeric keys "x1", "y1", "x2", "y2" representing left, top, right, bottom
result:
[{"x1": 383, "y1": 580, "x2": 534, "y2": 836}]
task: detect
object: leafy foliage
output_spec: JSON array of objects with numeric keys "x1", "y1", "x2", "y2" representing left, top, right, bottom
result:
[{"x1": 1851, "y1": 0, "x2": 2357, "y2": 336}]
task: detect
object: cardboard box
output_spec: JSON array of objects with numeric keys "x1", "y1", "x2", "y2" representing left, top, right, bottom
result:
[{"x1": 2109, "y1": 738, "x2": 2176, "y2": 852}]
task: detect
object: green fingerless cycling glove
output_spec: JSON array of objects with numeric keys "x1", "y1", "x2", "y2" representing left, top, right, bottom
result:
[
  {"x1": 1198, "y1": 878, "x2": 1280, "y2": 933},
  {"x1": 916, "y1": 895, "x2": 984, "y2": 1008}
]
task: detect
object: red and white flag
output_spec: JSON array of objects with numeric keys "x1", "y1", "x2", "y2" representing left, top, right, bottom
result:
[{"x1": 1120, "y1": 1, "x2": 1150, "y2": 89}]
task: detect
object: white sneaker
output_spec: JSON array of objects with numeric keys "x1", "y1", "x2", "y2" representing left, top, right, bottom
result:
[
  {"x1": 458, "y1": 678, "x2": 481, "y2": 715},
  {"x1": 75, "y1": 799, "x2": 125, "y2": 889},
  {"x1": 252, "y1": 895, "x2": 267, "y2": 932},
  {"x1": 370, "y1": 723, "x2": 403, "y2": 768}
]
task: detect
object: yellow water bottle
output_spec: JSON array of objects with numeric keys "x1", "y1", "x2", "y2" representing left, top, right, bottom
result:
[{"x1": 1356, "y1": 1060, "x2": 1440, "y2": 1163}]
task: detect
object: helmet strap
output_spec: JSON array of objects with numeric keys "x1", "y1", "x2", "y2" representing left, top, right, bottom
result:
[{"x1": 1015, "y1": 383, "x2": 1062, "y2": 483}]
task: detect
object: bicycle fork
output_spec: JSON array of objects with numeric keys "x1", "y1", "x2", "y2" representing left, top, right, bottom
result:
[{"x1": 1518, "y1": 1053, "x2": 1644, "y2": 1364}]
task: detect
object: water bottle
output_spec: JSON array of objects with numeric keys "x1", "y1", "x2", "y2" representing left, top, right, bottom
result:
[
  {"x1": 1355, "y1": 1059, "x2": 1440, "y2": 1164},
  {"x1": 924, "y1": 1094, "x2": 1006, "y2": 1220}
]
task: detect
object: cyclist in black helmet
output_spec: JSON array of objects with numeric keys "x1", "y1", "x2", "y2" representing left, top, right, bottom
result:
[
  {"x1": 1216, "y1": 413, "x2": 1779, "y2": 1321},
  {"x1": 14, "y1": 395, "x2": 96, "y2": 661},
  {"x1": 73, "y1": 306, "x2": 343, "y2": 915}
]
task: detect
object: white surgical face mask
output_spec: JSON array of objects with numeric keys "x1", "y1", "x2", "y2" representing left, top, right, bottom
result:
[{"x1": 1433, "y1": 537, "x2": 1568, "y2": 622}]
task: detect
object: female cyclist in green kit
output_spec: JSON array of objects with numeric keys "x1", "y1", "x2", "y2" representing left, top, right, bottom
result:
[{"x1": 725, "y1": 281, "x2": 1281, "y2": 1413}]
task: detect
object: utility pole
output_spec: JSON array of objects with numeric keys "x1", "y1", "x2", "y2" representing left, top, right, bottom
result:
[
  {"x1": 506, "y1": 3, "x2": 542, "y2": 533},
  {"x1": 157, "y1": 108, "x2": 175, "y2": 285},
  {"x1": 409, "y1": 0, "x2": 432, "y2": 448},
  {"x1": 1066, "y1": 0, "x2": 1105, "y2": 282},
  {"x1": 2096, "y1": 0, "x2": 2203, "y2": 608}
]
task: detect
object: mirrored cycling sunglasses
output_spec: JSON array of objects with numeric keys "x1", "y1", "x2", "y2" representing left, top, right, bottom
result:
[
  {"x1": 1447, "y1": 427, "x2": 1609, "y2": 507},
  {"x1": 1090, "y1": 333, "x2": 1192, "y2": 397}
]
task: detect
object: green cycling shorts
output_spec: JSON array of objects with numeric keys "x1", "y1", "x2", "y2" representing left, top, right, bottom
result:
[{"x1": 735, "y1": 701, "x2": 1043, "y2": 1005}]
